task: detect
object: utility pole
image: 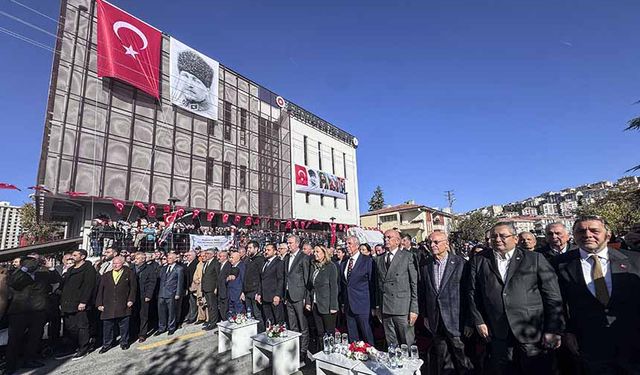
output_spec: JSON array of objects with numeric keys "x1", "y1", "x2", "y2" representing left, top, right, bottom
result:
[{"x1": 444, "y1": 190, "x2": 456, "y2": 212}]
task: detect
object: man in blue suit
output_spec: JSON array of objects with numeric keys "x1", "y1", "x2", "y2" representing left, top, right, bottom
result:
[
  {"x1": 156, "y1": 252, "x2": 184, "y2": 335},
  {"x1": 420, "y1": 231, "x2": 473, "y2": 375},
  {"x1": 340, "y1": 236, "x2": 376, "y2": 344},
  {"x1": 227, "y1": 251, "x2": 245, "y2": 314}
]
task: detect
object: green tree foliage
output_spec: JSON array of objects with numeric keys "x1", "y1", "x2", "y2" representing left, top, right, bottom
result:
[
  {"x1": 575, "y1": 187, "x2": 640, "y2": 235},
  {"x1": 454, "y1": 212, "x2": 497, "y2": 243},
  {"x1": 20, "y1": 203, "x2": 63, "y2": 245},
  {"x1": 626, "y1": 115, "x2": 640, "y2": 172},
  {"x1": 368, "y1": 186, "x2": 385, "y2": 211}
]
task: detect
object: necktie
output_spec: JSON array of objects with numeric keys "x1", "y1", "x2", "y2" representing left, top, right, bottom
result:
[
  {"x1": 262, "y1": 260, "x2": 270, "y2": 273},
  {"x1": 590, "y1": 254, "x2": 609, "y2": 305},
  {"x1": 347, "y1": 258, "x2": 354, "y2": 279},
  {"x1": 386, "y1": 253, "x2": 392, "y2": 269}
]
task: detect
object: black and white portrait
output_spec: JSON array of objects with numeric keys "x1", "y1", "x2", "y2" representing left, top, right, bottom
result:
[{"x1": 170, "y1": 38, "x2": 219, "y2": 120}]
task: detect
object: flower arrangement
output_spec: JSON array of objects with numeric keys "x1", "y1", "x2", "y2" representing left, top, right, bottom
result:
[
  {"x1": 346, "y1": 341, "x2": 377, "y2": 361},
  {"x1": 266, "y1": 323, "x2": 286, "y2": 338},
  {"x1": 228, "y1": 313, "x2": 248, "y2": 324}
]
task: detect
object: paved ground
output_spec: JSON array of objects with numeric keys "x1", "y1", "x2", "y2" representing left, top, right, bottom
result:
[{"x1": 15, "y1": 323, "x2": 315, "y2": 375}]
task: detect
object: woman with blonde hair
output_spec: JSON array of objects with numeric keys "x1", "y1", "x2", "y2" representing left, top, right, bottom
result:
[{"x1": 305, "y1": 245, "x2": 339, "y2": 350}]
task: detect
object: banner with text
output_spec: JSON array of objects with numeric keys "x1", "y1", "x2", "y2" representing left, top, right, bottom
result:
[
  {"x1": 189, "y1": 235, "x2": 233, "y2": 251},
  {"x1": 294, "y1": 164, "x2": 347, "y2": 199}
]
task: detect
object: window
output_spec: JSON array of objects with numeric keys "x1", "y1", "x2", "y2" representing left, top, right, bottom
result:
[
  {"x1": 207, "y1": 119, "x2": 216, "y2": 136},
  {"x1": 224, "y1": 101, "x2": 232, "y2": 141},
  {"x1": 303, "y1": 136, "x2": 308, "y2": 165},
  {"x1": 331, "y1": 148, "x2": 335, "y2": 174},
  {"x1": 318, "y1": 142, "x2": 322, "y2": 170},
  {"x1": 239, "y1": 108, "x2": 247, "y2": 146},
  {"x1": 206, "y1": 157, "x2": 215, "y2": 185},
  {"x1": 223, "y1": 161, "x2": 231, "y2": 189},
  {"x1": 343, "y1": 152, "x2": 349, "y2": 210},
  {"x1": 305, "y1": 192, "x2": 310, "y2": 203},
  {"x1": 239, "y1": 165, "x2": 247, "y2": 190},
  {"x1": 380, "y1": 214, "x2": 396, "y2": 223}
]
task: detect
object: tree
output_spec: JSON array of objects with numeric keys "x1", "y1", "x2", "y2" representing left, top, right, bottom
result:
[
  {"x1": 20, "y1": 203, "x2": 63, "y2": 245},
  {"x1": 575, "y1": 186, "x2": 640, "y2": 235},
  {"x1": 368, "y1": 186, "x2": 385, "y2": 211},
  {"x1": 454, "y1": 212, "x2": 497, "y2": 243},
  {"x1": 625, "y1": 117, "x2": 640, "y2": 172}
]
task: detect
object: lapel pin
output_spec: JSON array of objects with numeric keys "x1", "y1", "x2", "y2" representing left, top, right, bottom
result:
[
  {"x1": 621, "y1": 264, "x2": 627, "y2": 269},
  {"x1": 516, "y1": 257, "x2": 521, "y2": 260}
]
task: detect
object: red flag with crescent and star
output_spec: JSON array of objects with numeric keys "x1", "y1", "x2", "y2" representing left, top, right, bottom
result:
[
  {"x1": 207, "y1": 212, "x2": 215, "y2": 222},
  {"x1": 148, "y1": 204, "x2": 156, "y2": 217},
  {"x1": 295, "y1": 165, "x2": 308, "y2": 186},
  {"x1": 97, "y1": 0, "x2": 161, "y2": 98},
  {"x1": 111, "y1": 198, "x2": 125, "y2": 214}
]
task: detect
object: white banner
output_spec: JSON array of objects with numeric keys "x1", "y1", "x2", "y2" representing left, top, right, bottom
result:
[
  {"x1": 189, "y1": 235, "x2": 233, "y2": 251},
  {"x1": 170, "y1": 38, "x2": 219, "y2": 120},
  {"x1": 348, "y1": 227, "x2": 384, "y2": 246},
  {"x1": 294, "y1": 164, "x2": 347, "y2": 199}
]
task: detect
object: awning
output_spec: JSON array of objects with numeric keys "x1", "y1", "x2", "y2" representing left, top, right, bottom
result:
[{"x1": 0, "y1": 237, "x2": 82, "y2": 262}]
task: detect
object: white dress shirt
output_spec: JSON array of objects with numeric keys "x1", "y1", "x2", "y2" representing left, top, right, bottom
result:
[
  {"x1": 579, "y1": 247, "x2": 612, "y2": 297},
  {"x1": 386, "y1": 248, "x2": 399, "y2": 265},
  {"x1": 344, "y1": 251, "x2": 360, "y2": 279},
  {"x1": 494, "y1": 248, "x2": 515, "y2": 282}
]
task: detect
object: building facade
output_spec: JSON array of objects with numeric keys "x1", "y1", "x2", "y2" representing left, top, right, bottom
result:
[
  {"x1": 36, "y1": 0, "x2": 359, "y2": 235},
  {"x1": 0, "y1": 202, "x2": 21, "y2": 250},
  {"x1": 360, "y1": 203, "x2": 453, "y2": 242}
]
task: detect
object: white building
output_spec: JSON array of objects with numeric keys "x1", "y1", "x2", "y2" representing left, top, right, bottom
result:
[
  {"x1": 540, "y1": 203, "x2": 559, "y2": 216},
  {"x1": 290, "y1": 116, "x2": 359, "y2": 225},
  {"x1": 522, "y1": 207, "x2": 538, "y2": 216},
  {"x1": 559, "y1": 200, "x2": 578, "y2": 216},
  {"x1": 0, "y1": 202, "x2": 21, "y2": 249}
]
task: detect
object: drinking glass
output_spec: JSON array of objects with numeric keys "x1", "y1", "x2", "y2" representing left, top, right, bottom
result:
[
  {"x1": 334, "y1": 332, "x2": 341, "y2": 352},
  {"x1": 388, "y1": 344, "x2": 397, "y2": 369},
  {"x1": 401, "y1": 344, "x2": 409, "y2": 360},
  {"x1": 395, "y1": 346, "x2": 404, "y2": 368},
  {"x1": 410, "y1": 345, "x2": 419, "y2": 360},
  {"x1": 341, "y1": 333, "x2": 349, "y2": 346}
]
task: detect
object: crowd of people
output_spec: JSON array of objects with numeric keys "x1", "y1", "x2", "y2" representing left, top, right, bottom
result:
[{"x1": 3, "y1": 215, "x2": 640, "y2": 375}]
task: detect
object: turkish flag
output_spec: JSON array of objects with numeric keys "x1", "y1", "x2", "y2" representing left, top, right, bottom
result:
[
  {"x1": 244, "y1": 216, "x2": 253, "y2": 226},
  {"x1": 111, "y1": 198, "x2": 125, "y2": 214},
  {"x1": 222, "y1": 213, "x2": 230, "y2": 224},
  {"x1": 192, "y1": 209, "x2": 201, "y2": 219},
  {"x1": 164, "y1": 212, "x2": 177, "y2": 226},
  {"x1": 176, "y1": 208, "x2": 185, "y2": 218},
  {"x1": 148, "y1": 204, "x2": 156, "y2": 217},
  {"x1": 97, "y1": 0, "x2": 161, "y2": 98},
  {"x1": 0, "y1": 183, "x2": 21, "y2": 191},
  {"x1": 285, "y1": 221, "x2": 292, "y2": 230},
  {"x1": 253, "y1": 217, "x2": 260, "y2": 225},
  {"x1": 234, "y1": 215, "x2": 242, "y2": 225},
  {"x1": 295, "y1": 165, "x2": 308, "y2": 186},
  {"x1": 163, "y1": 205, "x2": 171, "y2": 213},
  {"x1": 207, "y1": 212, "x2": 215, "y2": 222},
  {"x1": 274, "y1": 220, "x2": 280, "y2": 228},
  {"x1": 134, "y1": 201, "x2": 147, "y2": 211}
]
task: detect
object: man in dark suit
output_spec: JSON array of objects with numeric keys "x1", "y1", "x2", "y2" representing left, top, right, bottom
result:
[
  {"x1": 420, "y1": 231, "x2": 473, "y2": 375},
  {"x1": 183, "y1": 250, "x2": 199, "y2": 324},
  {"x1": 537, "y1": 222, "x2": 572, "y2": 260},
  {"x1": 340, "y1": 236, "x2": 376, "y2": 344},
  {"x1": 227, "y1": 251, "x2": 245, "y2": 314},
  {"x1": 156, "y1": 252, "x2": 184, "y2": 335},
  {"x1": 217, "y1": 250, "x2": 233, "y2": 320},
  {"x1": 467, "y1": 222, "x2": 564, "y2": 374},
  {"x1": 243, "y1": 241, "x2": 265, "y2": 331},
  {"x1": 132, "y1": 252, "x2": 156, "y2": 342},
  {"x1": 96, "y1": 256, "x2": 137, "y2": 352},
  {"x1": 257, "y1": 243, "x2": 285, "y2": 325},
  {"x1": 200, "y1": 249, "x2": 219, "y2": 330},
  {"x1": 284, "y1": 234, "x2": 311, "y2": 363},
  {"x1": 375, "y1": 229, "x2": 419, "y2": 346},
  {"x1": 553, "y1": 216, "x2": 640, "y2": 374}
]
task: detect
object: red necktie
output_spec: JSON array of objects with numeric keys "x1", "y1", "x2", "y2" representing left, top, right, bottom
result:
[{"x1": 347, "y1": 258, "x2": 354, "y2": 279}]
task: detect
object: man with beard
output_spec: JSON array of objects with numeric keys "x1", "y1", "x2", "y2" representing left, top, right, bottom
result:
[
  {"x1": 242, "y1": 241, "x2": 265, "y2": 331},
  {"x1": 57, "y1": 250, "x2": 96, "y2": 360}
]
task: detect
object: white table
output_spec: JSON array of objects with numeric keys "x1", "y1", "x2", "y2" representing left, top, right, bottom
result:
[
  {"x1": 312, "y1": 351, "x2": 362, "y2": 375},
  {"x1": 251, "y1": 331, "x2": 301, "y2": 375},
  {"x1": 217, "y1": 319, "x2": 259, "y2": 359},
  {"x1": 353, "y1": 358, "x2": 423, "y2": 375}
]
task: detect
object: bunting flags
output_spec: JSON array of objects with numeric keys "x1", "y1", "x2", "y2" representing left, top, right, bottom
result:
[
  {"x1": 0, "y1": 183, "x2": 21, "y2": 191},
  {"x1": 244, "y1": 216, "x2": 253, "y2": 226},
  {"x1": 111, "y1": 198, "x2": 125, "y2": 214},
  {"x1": 134, "y1": 201, "x2": 147, "y2": 211},
  {"x1": 28, "y1": 185, "x2": 51, "y2": 193},
  {"x1": 192, "y1": 209, "x2": 201, "y2": 219},
  {"x1": 234, "y1": 215, "x2": 241, "y2": 225},
  {"x1": 65, "y1": 191, "x2": 87, "y2": 198},
  {"x1": 148, "y1": 204, "x2": 156, "y2": 216},
  {"x1": 207, "y1": 211, "x2": 215, "y2": 222},
  {"x1": 253, "y1": 217, "x2": 260, "y2": 225},
  {"x1": 222, "y1": 213, "x2": 229, "y2": 224}
]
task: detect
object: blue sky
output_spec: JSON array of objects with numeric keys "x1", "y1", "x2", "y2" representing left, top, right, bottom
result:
[{"x1": 0, "y1": 0, "x2": 638, "y2": 213}]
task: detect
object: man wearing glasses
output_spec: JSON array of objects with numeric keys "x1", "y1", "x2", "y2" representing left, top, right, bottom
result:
[{"x1": 467, "y1": 222, "x2": 564, "y2": 374}]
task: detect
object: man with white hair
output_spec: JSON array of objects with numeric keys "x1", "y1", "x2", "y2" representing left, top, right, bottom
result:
[{"x1": 537, "y1": 223, "x2": 572, "y2": 260}]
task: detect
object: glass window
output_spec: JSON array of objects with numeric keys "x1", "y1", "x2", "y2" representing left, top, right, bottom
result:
[
  {"x1": 223, "y1": 161, "x2": 231, "y2": 189},
  {"x1": 239, "y1": 165, "x2": 247, "y2": 190},
  {"x1": 206, "y1": 157, "x2": 215, "y2": 185},
  {"x1": 318, "y1": 142, "x2": 322, "y2": 170},
  {"x1": 224, "y1": 102, "x2": 232, "y2": 141},
  {"x1": 208, "y1": 119, "x2": 216, "y2": 136},
  {"x1": 303, "y1": 136, "x2": 308, "y2": 165}
]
